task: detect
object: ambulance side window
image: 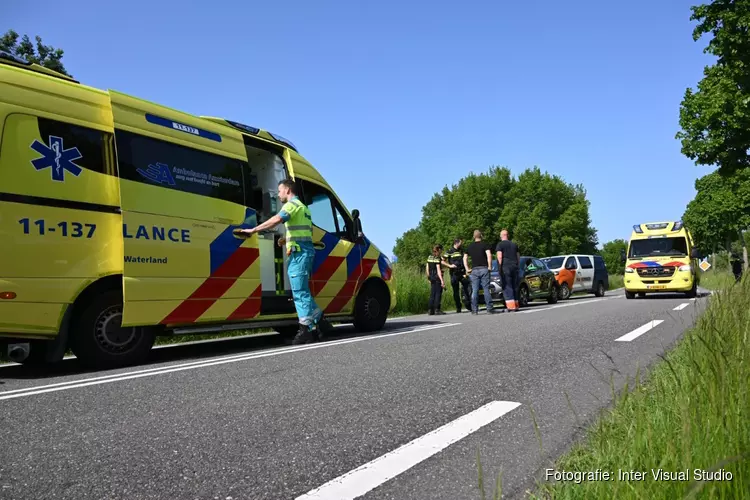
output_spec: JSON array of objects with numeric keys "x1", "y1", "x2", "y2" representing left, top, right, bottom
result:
[
  {"x1": 297, "y1": 180, "x2": 352, "y2": 240},
  {"x1": 36, "y1": 117, "x2": 113, "y2": 175},
  {"x1": 115, "y1": 130, "x2": 246, "y2": 205}
]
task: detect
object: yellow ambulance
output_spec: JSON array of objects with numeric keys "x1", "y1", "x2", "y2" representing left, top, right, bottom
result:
[
  {"x1": 0, "y1": 53, "x2": 395, "y2": 369},
  {"x1": 623, "y1": 221, "x2": 700, "y2": 299}
]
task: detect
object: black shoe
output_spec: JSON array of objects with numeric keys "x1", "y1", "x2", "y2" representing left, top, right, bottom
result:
[
  {"x1": 487, "y1": 309, "x2": 497, "y2": 314},
  {"x1": 456, "y1": 309, "x2": 462, "y2": 314},
  {"x1": 428, "y1": 310, "x2": 434, "y2": 315},
  {"x1": 292, "y1": 325, "x2": 315, "y2": 345},
  {"x1": 317, "y1": 316, "x2": 333, "y2": 340}
]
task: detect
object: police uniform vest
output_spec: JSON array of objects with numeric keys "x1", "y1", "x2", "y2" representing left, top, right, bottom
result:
[
  {"x1": 444, "y1": 248, "x2": 465, "y2": 275},
  {"x1": 427, "y1": 255, "x2": 441, "y2": 279},
  {"x1": 281, "y1": 197, "x2": 313, "y2": 252}
]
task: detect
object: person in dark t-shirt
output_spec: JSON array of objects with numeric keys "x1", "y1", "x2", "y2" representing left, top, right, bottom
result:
[
  {"x1": 463, "y1": 230, "x2": 496, "y2": 315},
  {"x1": 496, "y1": 229, "x2": 521, "y2": 312}
]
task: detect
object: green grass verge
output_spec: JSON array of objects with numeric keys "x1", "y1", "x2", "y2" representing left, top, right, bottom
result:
[
  {"x1": 608, "y1": 274, "x2": 624, "y2": 290},
  {"x1": 475, "y1": 270, "x2": 748, "y2": 499},
  {"x1": 699, "y1": 269, "x2": 737, "y2": 291}
]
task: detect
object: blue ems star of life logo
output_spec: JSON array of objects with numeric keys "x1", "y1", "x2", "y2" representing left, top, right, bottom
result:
[{"x1": 30, "y1": 136, "x2": 83, "y2": 182}]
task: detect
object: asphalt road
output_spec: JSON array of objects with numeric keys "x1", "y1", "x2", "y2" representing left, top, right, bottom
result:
[{"x1": 0, "y1": 289, "x2": 712, "y2": 500}]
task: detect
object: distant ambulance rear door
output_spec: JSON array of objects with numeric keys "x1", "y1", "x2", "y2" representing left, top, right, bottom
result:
[{"x1": 109, "y1": 91, "x2": 261, "y2": 327}]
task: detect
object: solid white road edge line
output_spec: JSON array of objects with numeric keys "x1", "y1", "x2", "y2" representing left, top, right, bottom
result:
[
  {"x1": 0, "y1": 323, "x2": 460, "y2": 400},
  {"x1": 295, "y1": 400, "x2": 522, "y2": 500},
  {"x1": 615, "y1": 320, "x2": 664, "y2": 342},
  {"x1": 519, "y1": 297, "x2": 610, "y2": 314},
  {"x1": 673, "y1": 303, "x2": 690, "y2": 311}
]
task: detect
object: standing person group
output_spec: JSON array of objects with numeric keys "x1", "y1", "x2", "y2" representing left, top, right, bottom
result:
[{"x1": 426, "y1": 229, "x2": 521, "y2": 315}]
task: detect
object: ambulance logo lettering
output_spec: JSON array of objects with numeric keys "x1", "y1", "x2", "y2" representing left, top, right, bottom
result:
[
  {"x1": 137, "y1": 162, "x2": 177, "y2": 186},
  {"x1": 30, "y1": 136, "x2": 83, "y2": 182}
]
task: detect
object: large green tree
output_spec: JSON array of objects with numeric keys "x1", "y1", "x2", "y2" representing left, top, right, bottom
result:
[
  {"x1": 394, "y1": 166, "x2": 599, "y2": 269},
  {"x1": 601, "y1": 239, "x2": 628, "y2": 275},
  {"x1": 0, "y1": 30, "x2": 70, "y2": 76},
  {"x1": 683, "y1": 167, "x2": 750, "y2": 268},
  {"x1": 676, "y1": 0, "x2": 750, "y2": 176}
]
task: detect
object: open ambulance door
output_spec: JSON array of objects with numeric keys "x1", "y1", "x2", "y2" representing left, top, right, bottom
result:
[{"x1": 108, "y1": 91, "x2": 261, "y2": 328}]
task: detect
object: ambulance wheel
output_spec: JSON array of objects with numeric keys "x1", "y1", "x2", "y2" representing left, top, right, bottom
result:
[
  {"x1": 625, "y1": 291, "x2": 635, "y2": 299},
  {"x1": 559, "y1": 282, "x2": 571, "y2": 300},
  {"x1": 354, "y1": 282, "x2": 388, "y2": 333},
  {"x1": 685, "y1": 282, "x2": 697, "y2": 298},
  {"x1": 70, "y1": 290, "x2": 155, "y2": 370}
]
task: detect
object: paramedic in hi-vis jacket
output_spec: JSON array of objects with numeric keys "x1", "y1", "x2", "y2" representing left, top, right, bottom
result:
[{"x1": 235, "y1": 179, "x2": 329, "y2": 344}]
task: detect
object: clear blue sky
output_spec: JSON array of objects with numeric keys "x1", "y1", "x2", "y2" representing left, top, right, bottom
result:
[{"x1": 6, "y1": 0, "x2": 716, "y2": 256}]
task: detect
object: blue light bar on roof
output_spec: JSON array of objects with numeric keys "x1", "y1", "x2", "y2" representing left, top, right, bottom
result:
[
  {"x1": 225, "y1": 120, "x2": 260, "y2": 135},
  {"x1": 645, "y1": 223, "x2": 669, "y2": 230},
  {"x1": 0, "y1": 50, "x2": 30, "y2": 65},
  {"x1": 672, "y1": 221, "x2": 684, "y2": 231},
  {"x1": 268, "y1": 132, "x2": 298, "y2": 152},
  {"x1": 633, "y1": 224, "x2": 643, "y2": 233}
]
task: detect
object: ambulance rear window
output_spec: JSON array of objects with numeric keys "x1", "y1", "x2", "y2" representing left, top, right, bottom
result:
[{"x1": 115, "y1": 130, "x2": 245, "y2": 205}]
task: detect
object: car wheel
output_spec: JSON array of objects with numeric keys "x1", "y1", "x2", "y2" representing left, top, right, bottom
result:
[
  {"x1": 559, "y1": 282, "x2": 570, "y2": 300},
  {"x1": 547, "y1": 284, "x2": 559, "y2": 304},
  {"x1": 594, "y1": 281, "x2": 605, "y2": 297},
  {"x1": 518, "y1": 285, "x2": 530, "y2": 307},
  {"x1": 353, "y1": 282, "x2": 389, "y2": 332},
  {"x1": 685, "y1": 281, "x2": 697, "y2": 298},
  {"x1": 69, "y1": 290, "x2": 155, "y2": 370},
  {"x1": 625, "y1": 291, "x2": 635, "y2": 299}
]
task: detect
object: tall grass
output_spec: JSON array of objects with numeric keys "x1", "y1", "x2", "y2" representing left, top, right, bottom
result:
[
  {"x1": 608, "y1": 275, "x2": 624, "y2": 290},
  {"x1": 392, "y1": 263, "x2": 458, "y2": 315},
  {"x1": 699, "y1": 269, "x2": 737, "y2": 291},
  {"x1": 514, "y1": 271, "x2": 750, "y2": 499}
]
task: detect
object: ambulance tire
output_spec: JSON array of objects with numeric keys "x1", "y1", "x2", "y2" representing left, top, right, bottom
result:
[
  {"x1": 353, "y1": 282, "x2": 388, "y2": 333},
  {"x1": 625, "y1": 291, "x2": 636, "y2": 299},
  {"x1": 685, "y1": 281, "x2": 697, "y2": 298},
  {"x1": 70, "y1": 290, "x2": 155, "y2": 370}
]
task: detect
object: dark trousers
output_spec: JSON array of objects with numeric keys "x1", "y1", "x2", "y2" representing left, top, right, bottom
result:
[
  {"x1": 451, "y1": 274, "x2": 471, "y2": 311},
  {"x1": 429, "y1": 279, "x2": 443, "y2": 311},
  {"x1": 502, "y1": 266, "x2": 520, "y2": 308}
]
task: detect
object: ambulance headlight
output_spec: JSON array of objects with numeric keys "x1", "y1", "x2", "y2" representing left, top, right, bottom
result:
[
  {"x1": 679, "y1": 264, "x2": 691, "y2": 272},
  {"x1": 625, "y1": 268, "x2": 635, "y2": 273}
]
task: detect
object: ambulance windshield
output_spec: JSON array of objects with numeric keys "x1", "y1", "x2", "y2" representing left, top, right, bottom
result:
[{"x1": 629, "y1": 237, "x2": 688, "y2": 258}]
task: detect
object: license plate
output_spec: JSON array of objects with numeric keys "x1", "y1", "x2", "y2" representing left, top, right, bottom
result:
[{"x1": 647, "y1": 285, "x2": 667, "y2": 289}]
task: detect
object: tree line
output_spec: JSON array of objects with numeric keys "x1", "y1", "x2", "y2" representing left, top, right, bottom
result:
[
  {"x1": 676, "y1": 0, "x2": 750, "y2": 268},
  {"x1": 393, "y1": 166, "x2": 600, "y2": 270}
]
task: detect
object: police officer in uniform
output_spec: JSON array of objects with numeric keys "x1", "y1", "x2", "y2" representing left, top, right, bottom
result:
[
  {"x1": 236, "y1": 179, "x2": 330, "y2": 344},
  {"x1": 443, "y1": 238, "x2": 471, "y2": 313}
]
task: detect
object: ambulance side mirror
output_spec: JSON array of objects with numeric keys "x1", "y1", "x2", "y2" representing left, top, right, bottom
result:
[
  {"x1": 352, "y1": 209, "x2": 364, "y2": 245},
  {"x1": 620, "y1": 250, "x2": 627, "y2": 263},
  {"x1": 691, "y1": 248, "x2": 701, "y2": 259}
]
